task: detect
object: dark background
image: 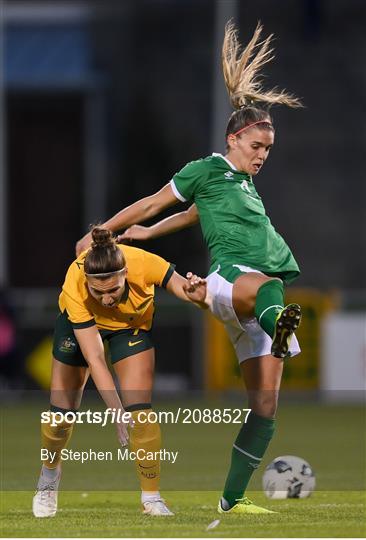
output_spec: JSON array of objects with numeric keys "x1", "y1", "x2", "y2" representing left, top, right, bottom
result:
[
  {"x1": 1, "y1": 0, "x2": 365, "y2": 391},
  {"x1": 4, "y1": 0, "x2": 366, "y2": 289}
]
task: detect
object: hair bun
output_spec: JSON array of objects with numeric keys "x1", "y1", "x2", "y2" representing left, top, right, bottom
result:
[
  {"x1": 84, "y1": 226, "x2": 125, "y2": 275},
  {"x1": 91, "y1": 227, "x2": 115, "y2": 249}
]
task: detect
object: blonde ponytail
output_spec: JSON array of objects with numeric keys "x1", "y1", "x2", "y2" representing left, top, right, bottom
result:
[{"x1": 222, "y1": 21, "x2": 302, "y2": 110}]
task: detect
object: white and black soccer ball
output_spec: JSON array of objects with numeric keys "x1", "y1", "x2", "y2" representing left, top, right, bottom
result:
[{"x1": 262, "y1": 455, "x2": 315, "y2": 499}]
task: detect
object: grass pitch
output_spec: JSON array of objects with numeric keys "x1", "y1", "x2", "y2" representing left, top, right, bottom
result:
[
  {"x1": 1, "y1": 490, "x2": 365, "y2": 537},
  {"x1": 1, "y1": 400, "x2": 365, "y2": 537}
]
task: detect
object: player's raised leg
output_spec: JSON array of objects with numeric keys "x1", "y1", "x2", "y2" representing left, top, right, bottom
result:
[{"x1": 233, "y1": 273, "x2": 301, "y2": 358}]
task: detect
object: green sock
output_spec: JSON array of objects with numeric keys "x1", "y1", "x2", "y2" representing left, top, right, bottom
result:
[
  {"x1": 254, "y1": 280, "x2": 284, "y2": 338},
  {"x1": 222, "y1": 412, "x2": 275, "y2": 508}
]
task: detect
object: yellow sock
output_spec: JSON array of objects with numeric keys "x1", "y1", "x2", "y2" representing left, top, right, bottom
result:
[
  {"x1": 129, "y1": 409, "x2": 161, "y2": 493},
  {"x1": 41, "y1": 415, "x2": 74, "y2": 469}
]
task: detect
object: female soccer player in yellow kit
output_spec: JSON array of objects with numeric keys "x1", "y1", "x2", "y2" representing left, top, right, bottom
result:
[
  {"x1": 76, "y1": 23, "x2": 302, "y2": 514},
  {"x1": 33, "y1": 227, "x2": 208, "y2": 518}
]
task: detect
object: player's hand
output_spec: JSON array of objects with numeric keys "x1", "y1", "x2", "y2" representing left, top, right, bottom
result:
[
  {"x1": 117, "y1": 225, "x2": 151, "y2": 243},
  {"x1": 116, "y1": 413, "x2": 135, "y2": 447},
  {"x1": 183, "y1": 272, "x2": 209, "y2": 308},
  {"x1": 75, "y1": 232, "x2": 92, "y2": 257}
]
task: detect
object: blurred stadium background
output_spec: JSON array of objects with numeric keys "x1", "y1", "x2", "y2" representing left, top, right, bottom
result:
[{"x1": 0, "y1": 0, "x2": 365, "y2": 404}]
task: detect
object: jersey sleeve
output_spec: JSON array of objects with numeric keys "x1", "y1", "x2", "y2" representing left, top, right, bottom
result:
[
  {"x1": 170, "y1": 160, "x2": 206, "y2": 202},
  {"x1": 142, "y1": 251, "x2": 175, "y2": 288},
  {"x1": 60, "y1": 261, "x2": 95, "y2": 328}
]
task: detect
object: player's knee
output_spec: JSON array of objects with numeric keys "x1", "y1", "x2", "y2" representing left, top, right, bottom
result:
[
  {"x1": 249, "y1": 393, "x2": 278, "y2": 418},
  {"x1": 50, "y1": 387, "x2": 84, "y2": 411}
]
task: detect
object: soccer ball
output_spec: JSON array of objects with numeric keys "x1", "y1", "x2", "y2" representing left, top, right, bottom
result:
[{"x1": 262, "y1": 455, "x2": 315, "y2": 499}]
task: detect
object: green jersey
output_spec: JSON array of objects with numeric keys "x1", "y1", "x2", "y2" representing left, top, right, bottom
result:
[{"x1": 171, "y1": 153, "x2": 300, "y2": 284}]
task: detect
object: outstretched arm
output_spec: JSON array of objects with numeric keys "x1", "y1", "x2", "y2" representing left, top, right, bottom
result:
[
  {"x1": 118, "y1": 204, "x2": 199, "y2": 242},
  {"x1": 76, "y1": 183, "x2": 180, "y2": 256}
]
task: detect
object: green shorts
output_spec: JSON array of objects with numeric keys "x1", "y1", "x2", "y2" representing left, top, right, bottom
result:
[
  {"x1": 210, "y1": 262, "x2": 296, "y2": 285},
  {"x1": 52, "y1": 311, "x2": 154, "y2": 367}
]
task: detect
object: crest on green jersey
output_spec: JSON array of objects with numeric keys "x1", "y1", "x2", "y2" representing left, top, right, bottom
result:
[{"x1": 241, "y1": 180, "x2": 250, "y2": 192}]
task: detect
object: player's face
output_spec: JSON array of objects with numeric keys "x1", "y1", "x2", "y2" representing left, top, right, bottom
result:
[
  {"x1": 227, "y1": 127, "x2": 274, "y2": 176},
  {"x1": 87, "y1": 270, "x2": 127, "y2": 308}
]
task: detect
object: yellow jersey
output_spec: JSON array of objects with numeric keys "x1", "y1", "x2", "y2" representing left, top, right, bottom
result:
[{"x1": 58, "y1": 245, "x2": 174, "y2": 331}]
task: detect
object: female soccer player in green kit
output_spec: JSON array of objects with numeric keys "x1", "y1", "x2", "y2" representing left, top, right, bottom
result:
[{"x1": 76, "y1": 22, "x2": 302, "y2": 514}]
